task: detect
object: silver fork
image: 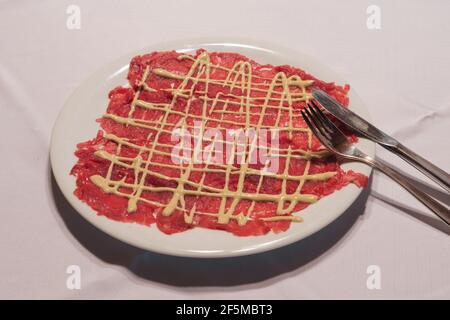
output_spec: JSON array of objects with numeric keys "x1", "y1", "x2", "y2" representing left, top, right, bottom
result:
[{"x1": 301, "y1": 101, "x2": 450, "y2": 226}]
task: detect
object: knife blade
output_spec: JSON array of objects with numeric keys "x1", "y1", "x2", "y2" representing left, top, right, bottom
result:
[
  {"x1": 311, "y1": 89, "x2": 450, "y2": 192},
  {"x1": 312, "y1": 89, "x2": 398, "y2": 146}
]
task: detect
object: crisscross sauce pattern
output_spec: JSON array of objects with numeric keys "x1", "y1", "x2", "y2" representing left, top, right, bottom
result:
[{"x1": 71, "y1": 50, "x2": 367, "y2": 236}]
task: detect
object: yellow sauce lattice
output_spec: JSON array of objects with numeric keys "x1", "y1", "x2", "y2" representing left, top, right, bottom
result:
[{"x1": 90, "y1": 52, "x2": 337, "y2": 225}]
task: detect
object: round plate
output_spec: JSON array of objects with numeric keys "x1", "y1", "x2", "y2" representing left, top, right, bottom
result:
[{"x1": 51, "y1": 39, "x2": 374, "y2": 258}]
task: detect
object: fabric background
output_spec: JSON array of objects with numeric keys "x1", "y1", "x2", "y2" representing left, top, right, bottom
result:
[{"x1": 0, "y1": 0, "x2": 449, "y2": 299}]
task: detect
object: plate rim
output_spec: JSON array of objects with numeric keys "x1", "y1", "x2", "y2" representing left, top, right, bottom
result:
[{"x1": 50, "y1": 38, "x2": 374, "y2": 258}]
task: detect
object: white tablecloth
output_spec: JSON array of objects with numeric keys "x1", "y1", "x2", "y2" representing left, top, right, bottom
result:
[{"x1": 1, "y1": 0, "x2": 449, "y2": 299}]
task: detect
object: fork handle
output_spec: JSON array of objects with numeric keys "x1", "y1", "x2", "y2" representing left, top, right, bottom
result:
[
  {"x1": 366, "y1": 157, "x2": 450, "y2": 225},
  {"x1": 365, "y1": 157, "x2": 450, "y2": 226},
  {"x1": 387, "y1": 143, "x2": 450, "y2": 193}
]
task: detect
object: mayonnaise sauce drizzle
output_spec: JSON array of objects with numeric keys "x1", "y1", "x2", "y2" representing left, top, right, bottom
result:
[{"x1": 90, "y1": 51, "x2": 337, "y2": 225}]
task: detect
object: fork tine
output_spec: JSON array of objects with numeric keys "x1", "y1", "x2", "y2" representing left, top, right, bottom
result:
[
  {"x1": 308, "y1": 100, "x2": 349, "y2": 146},
  {"x1": 309, "y1": 100, "x2": 347, "y2": 138},
  {"x1": 308, "y1": 100, "x2": 334, "y2": 134},
  {"x1": 301, "y1": 109, "x2": 333, "y2": 150},
  {"x1": 304, "y1": 105, "x2": 332, "y2": 140}
]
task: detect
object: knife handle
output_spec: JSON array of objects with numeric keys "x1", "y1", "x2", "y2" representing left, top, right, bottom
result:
[
  {"x1": 388, "y1": 143, "x2": 450, "y2": 193},
  {"x1": 369, "y1": 157, "x2": 450, "y2": 226}
]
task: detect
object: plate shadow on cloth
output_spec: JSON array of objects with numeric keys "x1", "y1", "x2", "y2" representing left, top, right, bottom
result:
[{"x1": 49, "y1": 163, "x2": 372, "y2": 287}]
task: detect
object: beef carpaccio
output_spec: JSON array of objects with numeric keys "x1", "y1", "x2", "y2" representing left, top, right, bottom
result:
[{"x1": 71, "y1": 49, "x2": 367, "y2": 236}]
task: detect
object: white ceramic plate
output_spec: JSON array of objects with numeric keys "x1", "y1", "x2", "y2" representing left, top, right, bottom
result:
[{"x1": 51, "y1": 39, "x2": 374, "y2": 258}]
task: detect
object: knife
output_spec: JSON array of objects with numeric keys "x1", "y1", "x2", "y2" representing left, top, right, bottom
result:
[{"x1": 312, "y1": 89, "x2": 450, "y2": 193}]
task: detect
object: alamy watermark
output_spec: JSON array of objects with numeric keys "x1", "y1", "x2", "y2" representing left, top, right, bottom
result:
[
  {"x1": 171, "y1": 122, "x2": 280, "y2": 173},
  {"x1": 66, "y1": 265, "x2": 81, "y2": 290},
  {"x1": 366, "y1": 5, "x2": 381, "y2": 30},
  {"x1": 366, "y1": 264, "x2": 381, "y2": 290},
  {"x1": 66, "y1": 5, "x2": 81, "y2": 30}
]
